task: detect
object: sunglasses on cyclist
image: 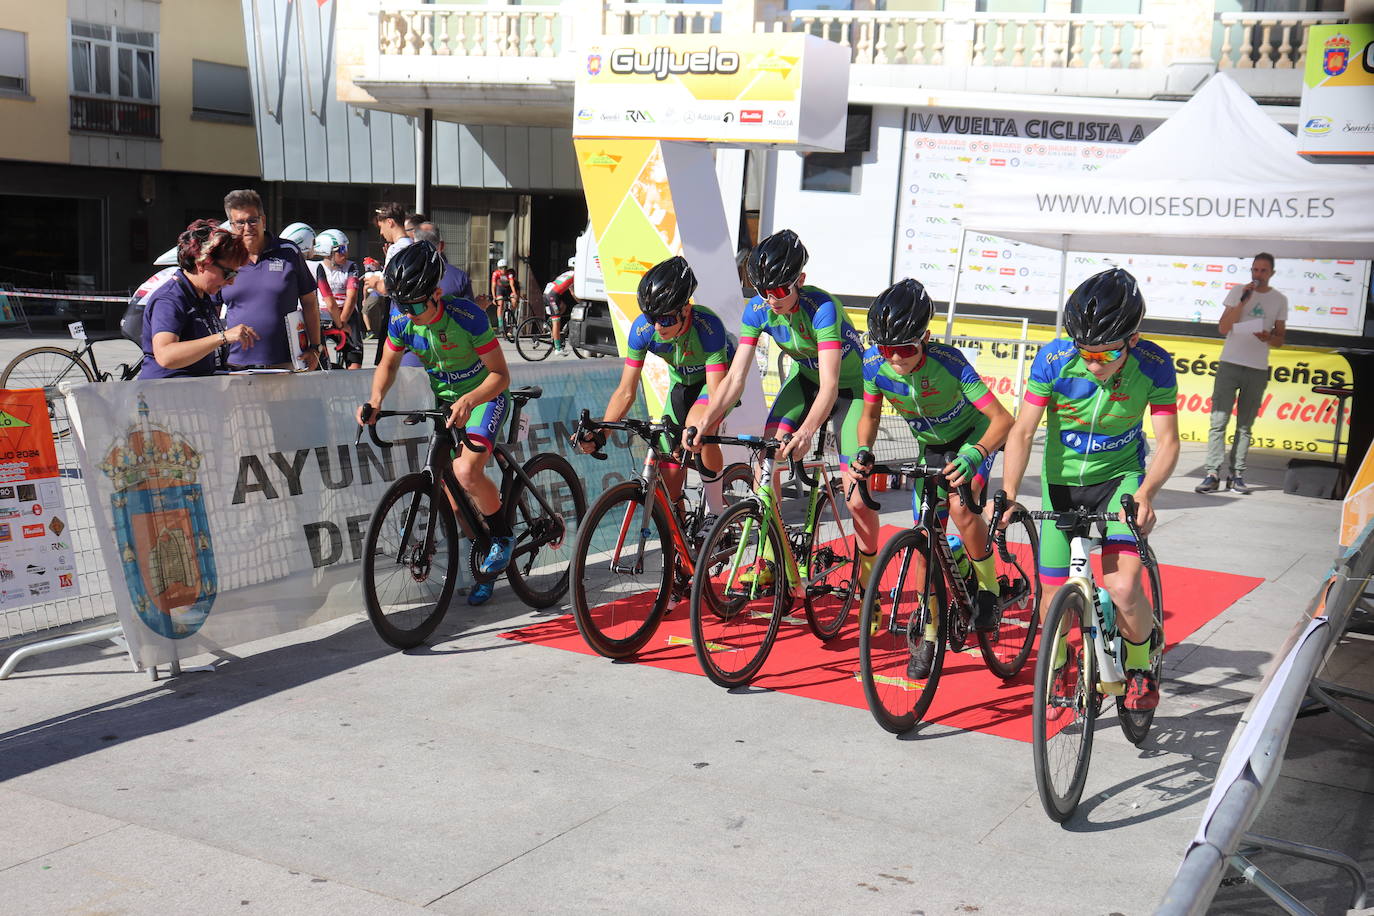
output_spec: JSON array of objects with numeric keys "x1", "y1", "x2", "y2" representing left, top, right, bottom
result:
[
  {"x1": 1076, "y1": 345, "x2": 1126, "y2": 364},
  {"x1": 653, "y1": 311, "x2": 684, "y2": 328},
  {"x1": 215, "y1": 263, "x2": 239, "y2": 282},
  {"x1": 877, "y1": 343, "x2": 922, "y2": 360},
  {"x1": 761, "y1": 284, "x2": 793, "y2": 300}
]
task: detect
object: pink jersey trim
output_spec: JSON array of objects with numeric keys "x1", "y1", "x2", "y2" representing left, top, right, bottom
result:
[
  {"x1": 625, "y1": 357, "x2": 645, "y2": 369},
  {"x1": 475, "y1": 339, "x2": 499, "y2": 355},
  {"x1": 863, "y1": 392, "x2": 882, "y2": 404},
  {"x1": 704, "y1": 363, "x2": 727, "y2": 373},
  {"x1": 739, "y1": 335, "x2": 759, "y2": 346},
  {"x1": 1102, "y1": 542, "x2": 1140, "y2": 559},
  {"x1": 818, "y1": 341, "x2": 842, "y2": 351},
  {"x1": 385, "y1": 340, "x2": 406, "y2": 352},
  {"x1": 1024, "y1": 391, "x2": 1050, "y2": 407},
  {"x1": 1149, "y1": 403, "x2": 1178, "y2": 415},
  {"x1": 971, "y1": 391, "x2": 995, "y2": 411}
]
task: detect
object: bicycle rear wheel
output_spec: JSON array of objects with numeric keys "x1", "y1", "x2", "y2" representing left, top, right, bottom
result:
[
  {"x1": 1032, "y1": 584, "x2": 1097, "y2": 822},
  {"x1": 689, "y1": 499, "x2": 786, "y2": 688},
  {"x1": 858, "y1": 529, "x2": 948, "y2": 733},
  {"x1": 501, "y1": 306, "x2": 518, "y2": 343},
  {"x1": 515, "y1": 317, "x2": 553, "y2": 361},
  {"x1": 363, "y1": 473, "x2": 459, "y2": 649},
  {"x1": 1116, "y1": 561, "x2": 1165, "y2": 745},
  {"x1": 571, "y1": 481, "x2": 673, "y2": 658},
  {"x1": 0, "y1": 346, "x2": 96, "y2": 438},
  {"x1": 976, "y1": 515, "x2": 1041, "y2": 679},
  {"x1": 503, "y1": 452, "x2": 585, "y2": 608},
  {"x1": 803, "y1": 486, "x2": 857, "y2": 641}
]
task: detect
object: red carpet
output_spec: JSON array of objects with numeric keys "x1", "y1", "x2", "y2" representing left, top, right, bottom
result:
[{"x1": 502, "y1": 528, "x2": 1263, "y2": 742}]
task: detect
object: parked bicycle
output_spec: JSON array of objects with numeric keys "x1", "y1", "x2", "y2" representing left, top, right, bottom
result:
[
  {"x1": 854, "y1": 464, "x2": 1041, "y2": 733},
  {"x1": 568, "y1": 410, "x2": 752, "y2": 658},
  {"x1": 1028, "y1": 493, "x2": 1164, "y2": 822},
  {"x1": 357, "y1": 385, "x2": 586, "y2": 649},
  {"x1": 687, "y1": 428, "x2": 860, "y2": 688},
  {"x1": 0, "y1": 326, "x2": 145, "y2": 437},
  {"x1": 514, "y1": 313, "x2": 592, "y2": 362}
]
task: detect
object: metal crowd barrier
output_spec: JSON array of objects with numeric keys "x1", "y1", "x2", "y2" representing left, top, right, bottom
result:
[{"x1": 1157, "y1": 519, "x2": 1374, "y2": 915}]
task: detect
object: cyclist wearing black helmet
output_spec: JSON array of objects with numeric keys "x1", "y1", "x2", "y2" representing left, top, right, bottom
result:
[
  {"x1": 1000, "y1": 267, "x2": 1179, "y2": 711},
  {"x1": 582, "y1": 256, "x2": 735, "y2": 501},
  {"x1": 853, "y1": 279, "x2": 1013, "y2": 660},
  {"x1": 357, "y1": 241, "x2": 515, "y2": 606}
]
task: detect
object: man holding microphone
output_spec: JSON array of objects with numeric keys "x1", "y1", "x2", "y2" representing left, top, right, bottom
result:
[{"x1": 1196, "y1": 252, "x2": 1287, "y2": 495}]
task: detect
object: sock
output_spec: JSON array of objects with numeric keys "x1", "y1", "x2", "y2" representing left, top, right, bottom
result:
[
  {"x1": 1054, "y1": 630, "x2": 1068, "y2": 669},
  {"x1": 857, "y1": 550, "x2": 876, "y2": 588},
  {"x1": 1123, "y1": 636, "x2": 1152, "y2": 671},
  {"x1": 485, "y1": 510, "x2": 510, "y2": 539},
  {"x1": 970, "y1": 548, "x2": 998, "y2": 594},
  {"x1": 704, "y1": 473, "x2": 725, "y2": 513}
]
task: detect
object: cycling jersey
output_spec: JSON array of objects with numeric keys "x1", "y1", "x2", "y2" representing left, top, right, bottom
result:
[
  {"x1": 549, "y1": 269, "x2": 575, "y2": 296},
  {"x1": 739, "y1": 286, "x2": 865, "y2": 391},
  {"x1": 625, "y1": 305, "x2": 734, "y2": 387},
  {"x1": 315, "y1": 259, "x2": 360, "y2": 312},
  {"x1": 492, "y1": 268, "x2": 518, "y2": 297},
  {"x1": 386, "y1": 296, "x2": 502, "y2": 404},
  {"x1": 1025, "y1": 338, "x2": 1178, "y2": 487},
  {"x1": 862, "y1": 342, "x2": 995, "y2": 444}
]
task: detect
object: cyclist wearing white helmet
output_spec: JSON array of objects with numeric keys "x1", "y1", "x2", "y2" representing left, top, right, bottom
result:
[
  {"x1": 313, "y1": 229, "x2": 364, "y2": 369},
  {"x1": 280, "y1": 222, "x2": 316, "y2": 255},
  {"x1": 544, "y1": 256, "x2": 578, "y2": 355},
  {"x1": 490, "y1": 258, "x2": 520, "y2": 334}
]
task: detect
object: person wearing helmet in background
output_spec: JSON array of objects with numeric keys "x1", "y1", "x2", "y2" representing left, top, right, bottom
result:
[
  {"x1": 490, "y1": 258, "x2": 520, "y2": 334},
  {"x1": 122, "y1": 242, "x2": 185, "y2": 345},
  {"x1": 579, "y1": 256, "x2": 735, "y2": 504},
  {"x1": 357, "y1": 241, "x2": 514, "y2": 607},
  {"x1": 280, "y1": 222, "x2": 316, "y2": 256},
  {"x1": 853, "y1": 279, "x2": 1013, "y2": 676},
  {"x1": 544, "y1": 257, "x2": 577, "y2": 355},
  {"x1": 313, "y1": 229, "x2": 364, "y2": 369},
  {"x1": 219, "y1": 190, "x2": 322, "y2": 370},
  {"x1": 686, "y1": 229, "x2": 868, "y2": 587},
  {"x1": 999, "y1": 267, "x2": 1179, "y2": 712}
]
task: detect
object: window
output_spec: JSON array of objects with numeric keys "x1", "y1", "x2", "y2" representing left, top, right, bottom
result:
[
  {"x1": 0, "y1": 29, "x2": 27, "y2": 96},
  {"x1": 70, "y1": 22, "x2": 156, "y2": 102},
  {"x1": 192, "y1": 60, "x2": 253, "y2": 124},
  {"x1": 800, "y1": 106, "x2": 872, "y2": 193}
]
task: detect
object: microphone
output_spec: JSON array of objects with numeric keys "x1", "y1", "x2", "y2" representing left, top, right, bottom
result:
[{"x1": 1238, "y1": 285, "x2": 1254, "y2": 304}]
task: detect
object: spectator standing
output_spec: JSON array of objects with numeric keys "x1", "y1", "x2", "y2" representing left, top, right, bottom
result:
[
  {"x1": 1196, "y1": 253, "x2": 1287, "y2": 495},
  {"x1": 412, "y1": 227, "x2": 474, "y2": 300},
  {"x1": 220, "y1": 189, "x2": 322, "y2": 370},
  {"x1": 364, "y1": 202, "x2": 414, "y2": 364}
]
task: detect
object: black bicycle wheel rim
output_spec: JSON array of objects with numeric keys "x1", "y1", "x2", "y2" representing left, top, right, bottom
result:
[
  {"x1": 571, "y1": 481, "x2": 673, "y2": 658},
  {"x1": 1116, "y1": 562, "x2": 1164, "y2": 745},
  {"x1": 977, "y1": 515, "x2": 1042, "y2": 679},
  {"x1": 516, "y1": 318, "x2": 553, "y2": 361},
  {"x1": 858, "y1": 529, "x2": 947, "y2": 733},
  {"x1": 689, "y1": 499, "x2": 785, "y2": 688},
  {"x1": 803, "y1": 488, "x2": 857, "y2": 641},
  {"x1": 0, "y1": 346, "x2": 96, "y2": 438},
  {"x1": 503, "y1": 452, "x2": 585, "y2": 609},
  {"x1": 1032, "y1": 585, "x2": 1097, "y2": 822},
  {"x1": 362, "y1": 474, "x2": 459, "y2": 649}
]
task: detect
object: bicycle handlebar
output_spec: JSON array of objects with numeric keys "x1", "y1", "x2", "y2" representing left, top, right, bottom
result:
[
  {"x1": 356, "y1": 405, "x2": 487, "y2": 453},
  {"x1": 1025, "y1": 494, "x2": 1151, "y2": 566},
  {"x1": 850, "y1": 452, "x2": 983, "y2": 515},
  {"x1": 693, "y1": 432, "x2": 814, "y2": 488}
]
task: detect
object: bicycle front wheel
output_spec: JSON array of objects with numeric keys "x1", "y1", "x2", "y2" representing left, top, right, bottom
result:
[
  {"x1": 1116, "y1": 561, "x2": 1165, "y2": 745},
  {"x1": 0, "y1": 346, "x2": 96, "y2": 438},
  {"x1": 1032, "y1": 583, "x2": 1098, "y2": 822},
  {"x1": 515, "y1": 317, "x2": 553, "y2": 361},
  {"x1": 803, "y1": 486, "x2": 858, "y2": 641},
  {"x1": 571, "y1": 481, "x2": 674, "y2": 658},
  {"x1": 689, "y1": 499, "x2": 786, "y2": 688},
  {"x1": 858, "y1": 529, "x2": 948, "y2": 733},
  {"x1": 363, "y1": 473, "x2": 459, "y2": 649},
  {"x1": 503, "y1": 452, "x2": 585, "y2": 608},
  {"x1": 501, "y1": 307, "x2": 517, "y2": 343},
  {"x1": 977, "y1": 514, "x2": 1041, "y2": 679}
]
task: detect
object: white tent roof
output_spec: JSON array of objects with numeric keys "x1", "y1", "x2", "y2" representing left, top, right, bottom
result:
[{"x1": 962, "y1": 73, "x2": 1374, "y2": 259}]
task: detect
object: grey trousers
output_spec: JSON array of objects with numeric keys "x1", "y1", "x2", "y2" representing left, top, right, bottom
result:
[{"x1": 1206, "y1": 360, "x2": 1268, "y2": 476}]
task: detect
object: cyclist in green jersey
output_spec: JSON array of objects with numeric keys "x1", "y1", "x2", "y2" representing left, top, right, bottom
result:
[
  {"x1": 999, "y1": 268, "x2": 1180, "y2": 710},
  {"x1": 357, "y1": 241, "x2": 515, "y2": 606},
  {"x1": 852, "y1": 280, "x2": 1012, "y2": 672},
  {"x1": 579, "y1": 256, "x2": 735, "y2": 501}
]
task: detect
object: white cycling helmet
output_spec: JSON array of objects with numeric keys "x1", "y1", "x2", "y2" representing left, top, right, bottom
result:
[
  {"x1": 313, "y1": 228, "x2": 349, "y2": 258},
  {"x1": 497, "y1": 258, "x2": 508, "y2": 268},
  {"x1": 280, "y1": 222, "x2": 316, "y2": 254},
  {"x1": 153, "y1": 245, "x2": 179, "y2": 267}
]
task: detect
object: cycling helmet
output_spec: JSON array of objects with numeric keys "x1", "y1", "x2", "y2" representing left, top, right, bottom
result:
[
  {"x1": 280, "y1": 222, "x2": 316, "y2": 254},
  {"x1": 637, "y1": 256, "x2": 697, "y2": 319},
  {"x1": 1063, "y1": 268, "x2": 1145, "y2": 347},
  {"x1": 746, "y1": 229, "x2": 808, "y2": 292},
  {"x1": 497, "y1": 258, "x2": 508, "y2": 268},
  {"x1": 153, "y1": 245, "x2": 178, "y2": 267},
  {"x1": 313, "y1": 228, "x2": 349, "y2": 258},
  {"x1": 384, "y1": 241, "x2": 444, "y2": 312},
  {"x1": 868, "y1": 278, "x2": 934, "y2": 346},
  {"x1": 568, "y1": 257, "x2": 577, "y2": 268}
]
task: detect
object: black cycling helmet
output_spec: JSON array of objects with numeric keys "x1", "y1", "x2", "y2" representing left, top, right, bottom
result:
[
  {"x1": 384, "y1": 241, "x2": 444, "y2": 312},
  {"x1": 746, "y1": 229, "x2": 808, "y2": 292},
  {"x1": 868, "y1": 278, "x2": 934, "y2": 346},
  {"x1": 1062, "y1": 268, "x2": 1145, "y2": 347},
  {"x1": 637, "y1": 256, "x2": 697, "y2": 319}
]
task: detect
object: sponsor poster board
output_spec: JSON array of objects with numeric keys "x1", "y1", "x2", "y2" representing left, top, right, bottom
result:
[
  {"x1": 894, "y1": 112, "x2": 1370, "y2": 334},
  {"x1": 1298, "y1": 24, "x2": 1374, "y2": 162},
  {"x1": 0, "y1": 389, "x2": 80, "y2": 609},
  {"x1": 846, "y1": 313, "x2": 1351, "y2": 456}
]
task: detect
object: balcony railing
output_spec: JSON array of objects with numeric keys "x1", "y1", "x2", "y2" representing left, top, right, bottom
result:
[
  {"x1": 69, "y1": 96, "x2": 160, "y2": 139},
  {"x1": 379, "y1": 4, "x2": 563, "y2": 57},
  {"x1": 1215, "y1": 11, "x2": 1346, "y2": 71}
]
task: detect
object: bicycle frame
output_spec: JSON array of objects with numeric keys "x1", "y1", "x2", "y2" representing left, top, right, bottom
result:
[
  {"x1": 1062, "y1": 533, "x2": 1127, "y2": 690},
  {"x1": 612, "y1": 443, "x2": 697, "y2": 578}
]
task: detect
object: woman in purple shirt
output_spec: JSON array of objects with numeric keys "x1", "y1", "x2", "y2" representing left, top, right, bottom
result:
[{"x1": 139, "y1": 220, "x2": 259, "y2": 379}]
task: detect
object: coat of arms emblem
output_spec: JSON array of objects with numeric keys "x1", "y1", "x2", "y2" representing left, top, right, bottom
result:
[{"x1": 1323, "y1": 33, "x2": 1350, "y2": 77}]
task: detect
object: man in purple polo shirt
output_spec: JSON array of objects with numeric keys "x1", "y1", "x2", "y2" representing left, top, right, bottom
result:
[{"x1": 220, "y1": 189, "x2": 322, "y2": 370}]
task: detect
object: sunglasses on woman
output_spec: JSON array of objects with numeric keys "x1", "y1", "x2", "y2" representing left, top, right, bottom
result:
[
  {"x1": 653, "y1": 311, "x2": 684, "y2": 328},
  {"x1": 1076, "y1": 345, "x2": 1125, "y2": 364},
  {"x1": 877, "y1": 343, "x2": 921, "y2": 360},
  {"x1": 215, "y1": 262, "x2": 239, "y2": 282},
  {"x1": 761, "y1": 284, "x2": 793, "y2": 300}
]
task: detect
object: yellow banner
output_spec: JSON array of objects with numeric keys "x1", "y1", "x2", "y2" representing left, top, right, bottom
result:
[{"x1": 1341, "y1": 441, "x2": 1374, "y2": 546}]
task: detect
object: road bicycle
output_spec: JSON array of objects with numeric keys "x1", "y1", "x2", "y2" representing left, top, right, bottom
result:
[
  {"x1": 1028, "y1": 493, "x2": 1164, "y2": 822},
  {"x1": 357, "y1": 385, "x2": 586, "y2": 649},
  {"x1": 1, "y1": 329, "x2": 145, "y2": 437},
  {"x1": 687, "y1": 428, "x2": 860, "y2": 688},
  {"x1": 495, "y1": 295, "x2": 521, "y2": 344},
  {"x1": 514, "y1": 313, "x2": 590, "y2": 362},
  {"x1": 854, "y1": 462, "x2": 1041, "y2": 733},
  {"x1": 567, "y1": 410, "x2": 752, "y2": 658}
]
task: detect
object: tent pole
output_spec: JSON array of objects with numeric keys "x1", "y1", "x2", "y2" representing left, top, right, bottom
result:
[
  {"x1": 1054, "y1": 235, "x2": 1069, "y2": 338},
  {"x1": 945, "y1": 226, "x2": 968, "y2": 344}
]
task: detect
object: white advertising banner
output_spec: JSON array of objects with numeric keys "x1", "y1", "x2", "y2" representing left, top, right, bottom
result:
[
  {"x1": 67, "y1": 369, "x2": 431, "y2": 668},
  {"x1": 1298, "y1": 24, "x2": 1374, "y2": 162}
]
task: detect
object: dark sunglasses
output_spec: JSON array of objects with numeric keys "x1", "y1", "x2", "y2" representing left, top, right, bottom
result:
[
  {"x1": 215, "y1": 263, "x2": 239, "y2": 282},
  {"x1": 653, "y1": 310, "x2": 684, "y2": 328},
  {"x1": 877, "y1": 343, "x2": 921, "y2": 360}
]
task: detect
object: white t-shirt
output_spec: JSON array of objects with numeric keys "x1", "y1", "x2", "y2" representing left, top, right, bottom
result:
[
  {"x1": 1219, "y1": 286, "x2": 1287, "y2": 370},
  {"x1": 382, "y1": 236, "x2": 412, "y2": 266}
]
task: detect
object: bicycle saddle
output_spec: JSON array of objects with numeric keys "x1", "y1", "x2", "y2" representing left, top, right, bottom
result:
[{"x1": 511, "y1": 386, "x2": 543, "y2": 401}]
